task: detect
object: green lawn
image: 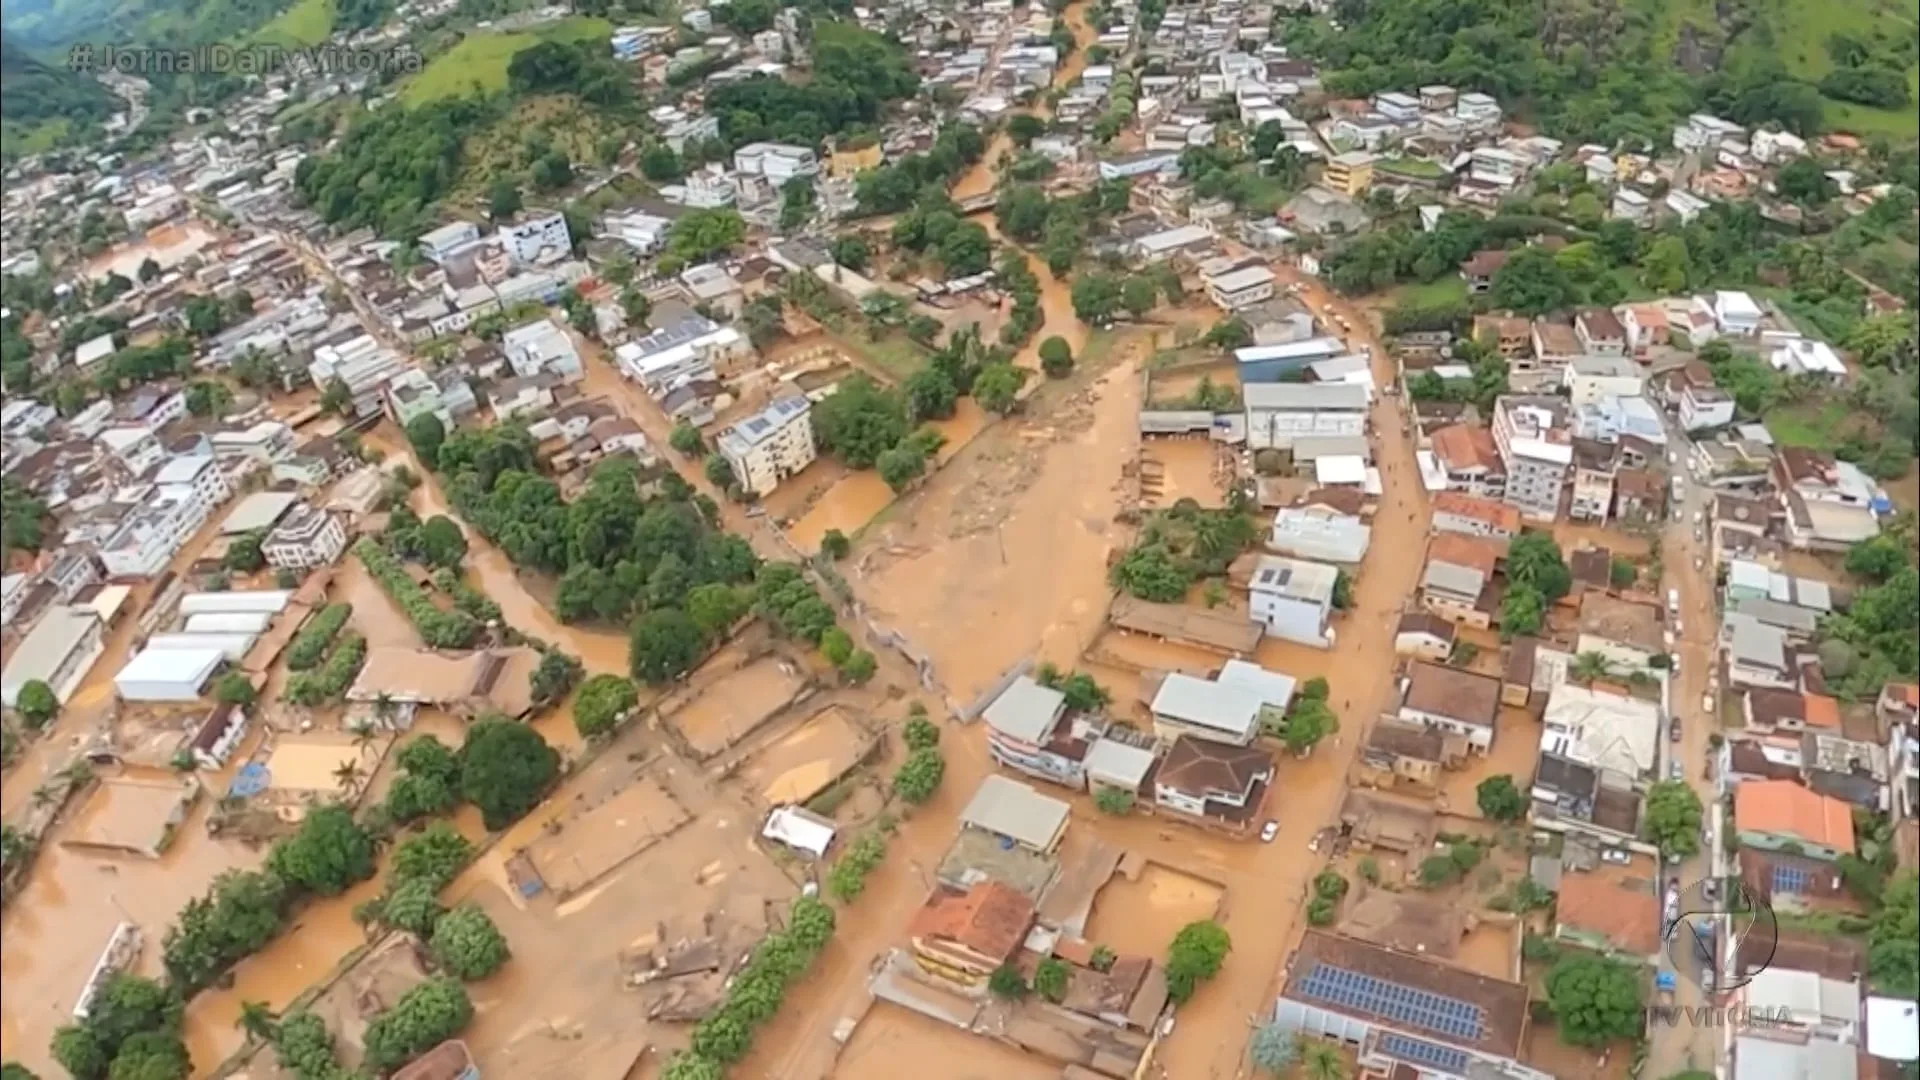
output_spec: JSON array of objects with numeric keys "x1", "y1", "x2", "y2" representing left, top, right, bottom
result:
[
  {"x1": 1390, "y1": 276, "x2": 1469, "y2": 308},
  {"x1": 5, "y1": 118, "x2": 69, "y2": 155},
  {"x1": 1764, "y1": 400, "x2": 1856, "y2": 451},
  {"x1": 1375, "y1": 156, "x2": 1446, "y2": 179},
  {"x1": 252, "y1": 0, "x2": 334, "y2": 46},
  {"x1": 845, "y1": 331, "x2": 931, "y2": 384},
  {"x1": 400, "y1": 16, "x2": 612, "y2": 106}
]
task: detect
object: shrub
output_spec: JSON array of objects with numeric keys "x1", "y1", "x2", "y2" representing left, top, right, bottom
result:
[
  {"x1": 283, "y1": 633, "x2": 366, "y2": 706},
  {"x1": 891, "y1": 747, "x2": 946, "y2": 804},
  {"x1": 361, "y1": 977, "x2": 473, "y2": 1072},
  {"x1": 353, "y1": 540, "x2": 479, "y2": 648},
  {"x1": 902, "y1": 715, "x2": 940, "y2": 751},
  {"x1": 573, "y1": 674, "x2": 639, "y2": 738},
  {"x1": 429, "y1": 905, "x2": 510, "y2": 980},
  {"x1": 826, "y1": 832, "x2": 889, "y2": 902},
  {"x1": 284, "y1": 604, "x2": 351, "y2": 670}
]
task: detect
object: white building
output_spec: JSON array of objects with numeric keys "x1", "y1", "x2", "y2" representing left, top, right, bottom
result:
[
  {"x1": 1247, "y1": 554, "x2": 1338, "y2": 648},
  {"x1": 97, "y1": 425, "x2": 164, "y2": 476},
  {"x1": 499, "y1": 210, "x2": 572, "y2": 266},
  {"x1": 502, "y1": 319, "x2": 584, "y2": 382},
  {"x1": 1204, "y1": 265, "x2": 1277, "y2": 311},
  {"x1": 75, "y1": 333, "x2": 118, "y2": 370},
  {"x1": 113, "y1": 645, "x2": 224, "y2": 703},
  {"x1": 1612, "y1": 187, "x2": 1651, "y2": 224},
  {"x1": 418, "y1": 221, "x2": 482, "y2": 264},
  {"x1": 732, "y1": 142, "x2": 820, "y2": 184},
  {"x1": 99, "y1": 455, "x2": 233, "y2": 577},
  {"x1": 262, "y1": 504, "x2": 348, "y2": 570},
  {"x1": 1713, "y1": 290, "x2": 1764, "y2": 337},
  {"x1": 210, "y1": 421, "x2": 297, "y2": 465},
  {"x1": 1769, "y1": 337, "x2": 1848, "y2": 382},
  {"x1": 1, "y1": 606, "x2": 106, "y2": 708},
  {"x1": 603, "y1": 209, "x2": 672, "y2": 256},
  {"x1": 1540, "y1": 683, "x2": 1660, "y2": 783},
  {"x1": 716, "y1": 395, "x2": 815, "y2": 497},
  {"x1": 615, "y1": 312, "x2": 751, "y2": 394}
]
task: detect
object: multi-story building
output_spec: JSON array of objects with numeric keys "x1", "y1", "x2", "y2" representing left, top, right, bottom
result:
[
  {"x1": 384, "y1": 368, "x2": 453, "y2": 431},
  {"x1": 418, "y1": 221, "x2": 481, "y2": 264},
  {"x1": 615, "y1": 312, "x2": 751, "y2": 395},
  {"x1": 1430, "y1": 491, "x2": 1521, "y2": 541},
  {"x1": 1568, "y1": 437, "x2": 1619, "y2": 523},
  {"x1": 1321, "y1": 152, "x2": 1374, "y2": 197},
  {"x1": 499, "y1": 210, "x2": 571, "y2": 267},
  {"x1": 502, "y1": 319, "x2": 584, "y2": 383},
  {"x1": 310, "y1": 336, "x2": 408, "y2": 419},
  {"x1": 100, "y1": 456, "x2": 232, "y2": 577},
  {"x1": 97, "y1": 425, "x2": 164, "y2": 476},
  {"x1": 262, "y1": 503, "x2": 348, "y2": 570},
  {"x1": 1574, "y1": 308, "x2": 1628, "y2": 356},
  {"x1": 1247, "y1": 554, "x2": 1338, "y2": 648},
  {"x1": 1492, "y1": 396, "x2": 1573, "y2": 522},
  {"x1": 210, "y1": 420, "x2": 297, "y2": 466},
  {"x1": 1204, "y1": 265, "x2": 1277, "y2": 311},
  {"x1": 716, "y1": 395, "x2": 815, "y2": 497},
  {"x1": 732, "y1": 142, "x2": 820, "y2": 184},
  {"x1": 1398, "y1": 661, "x2": 1503, "y2": 755},
  {"x1": 983, "y1": 675, "x2": 1083, "y2": 788}
]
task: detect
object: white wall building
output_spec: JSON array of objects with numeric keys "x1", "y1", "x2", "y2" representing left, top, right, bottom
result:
[
  {"x1": 499, "y1": 210, "x2": 572, "y2": 267},
  {"x1": 1247, "y1": 555, "x2": 1338, "y2": 648},
  {"x1": 502, "y1": 319, "x2": 584, "y2": 382},
  {"x1": 262, "y1": 504, "x2": 348, "y2": 570},
  {"x1": 716, "y1": 395, "x2": 815, "y2": 497}
]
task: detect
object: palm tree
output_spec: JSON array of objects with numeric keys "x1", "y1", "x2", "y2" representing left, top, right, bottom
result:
[
  {"x1": 236, "y1": 1000, "x2": 279, "y2": 1044},
  {"x1": 1571, "y1": 650, "x2": 1612, "y2": 684},
  {"x1": 373, "y1": 693, "x2": 397, "y2": 724},
  {"x1": 349, "y1": 720, "x2": 378, "y2": 749},
  {"x1": 332, "y1": 761, "x2": 363, "y2": 796},
  {"x1": 1303, "y1": 1041, "x2": 1348, "y2": 1080}
]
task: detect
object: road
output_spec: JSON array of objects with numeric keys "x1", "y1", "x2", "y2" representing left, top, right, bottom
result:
[{"x1": 1647, "y1": 420, "x2": 1731, "y2": 1078}]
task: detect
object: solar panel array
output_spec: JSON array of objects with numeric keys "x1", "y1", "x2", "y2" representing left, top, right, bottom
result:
[
  {"x1": 1378, "y1": 1032, "x2": 1472, "y2": 1075},
  {"x1": 1297, "y1": 963, "x2": 1486, "y2": 1042}
]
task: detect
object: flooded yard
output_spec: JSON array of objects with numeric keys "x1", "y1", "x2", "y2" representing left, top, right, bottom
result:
[
  {"x1": 1455, "y1": 920, "x2": 1522, "y2": 982},
  {"x1": 1139, "y1": 436, "x2": 1231, "y2": 509},
  {"x1": 84, "y1": 220, "x2": 219, "y2": 281},
  {"x1": 1082, "y1": 862, "x2": 1225, "y2": 960},
  {"x1": 833, "y1": 1003, "x2": 1058, "y2": 1080},
  {"x1": 729, "y1": 705, "x2": 874, "y2": 807},
  {"x1": 666, "y1": 653, "x2": 807, "y2": 757},
  {"x1": 784, "y1": 399, "x2": 992, "y2": 554}
]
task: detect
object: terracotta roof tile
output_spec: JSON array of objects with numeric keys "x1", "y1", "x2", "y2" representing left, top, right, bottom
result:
[
  {"x1": 908, "y1": 881, "x2": 1036, "y2": 964},
  {"x1": 1734, "y1": 779, "x2": 1856, "y2": 854},
  {"x1": 1557, "y1": 868, "x2": 1660, "y2": 956},
  {"x1": 1801, "y1": 693, "x2": 1841, "y2": 729}
]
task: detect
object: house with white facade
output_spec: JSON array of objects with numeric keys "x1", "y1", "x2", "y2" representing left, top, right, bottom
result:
[
  {"x1": 502, "y1": 319, "x2": 584, "y2": 383},
  {"x1": 1246, "y1": 555, "x2": 1338, "y2": 648},
  {"x1": 1398, "y1": 661, "x2": 1503, "y2": 755},
  {"x1": 499, "y1": 210, "x2": 571, "y2": 266},
  {"x1": 262, "y1": 504, "x2": 347, "y2": 570},
  {"x1": 716, "y1": 395, "x2": 815, "y2": 497}
]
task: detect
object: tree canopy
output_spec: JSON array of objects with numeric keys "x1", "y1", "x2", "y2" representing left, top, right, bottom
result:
[{"x1": 458, "y1": 719, "x2": 559, "y2": 830}]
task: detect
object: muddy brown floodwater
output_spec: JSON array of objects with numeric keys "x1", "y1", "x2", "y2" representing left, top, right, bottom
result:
[
  {"x1": 785, "y1": 398, "x2": 990, "y2": 553},
  {"x1": 84, "y1": 221, "x2": 220, "y2": 282}
]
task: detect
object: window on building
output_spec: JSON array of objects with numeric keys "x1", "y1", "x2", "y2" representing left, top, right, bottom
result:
[{"x1": 1771, "y1": 864, "x2": 1811, "y2": 894}]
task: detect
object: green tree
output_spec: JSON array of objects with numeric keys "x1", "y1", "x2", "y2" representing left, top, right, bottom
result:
[
  {"x1": 1643, "y1": 781, "x2": 1704, "y2": 859},
  {"x1": 1499, "y1": 587, "x2": 1546, "y2": 639},
  {"x1": 630, "y1": 607, "x2": 705, "y2": 684},
  {"x1": 1845, "y1": 535, "x2": 1908, "y2": 582},
  {"x1": 1109, "y1": 542, "x2": 1192, "y2": 602},
  {"x1": 1282, "y1": 698, "x2": 1337, "y2": 754},
  {"x1": 1544, "y1": 954, "x2": 1644, "y2": 1046},
  {"x1": 820, "y1": 529, "x2": 851, "y2": 560},
  {"x1": 1475, "y1": 775, "x2": 1526, "y2": 822},
  {"x1": 989, "y1": 964, "x2": 1028, "y2": 998},
  {"x1": 361, "y1": 977, "x2": 473, "y2": 1073},
  {"x1": 971, "y1": 362, "x2": 1027, "y2": 415},
  {"x1": 15, "y1": 679, "x2": 58, "y2": 729},
  {"x1": 811, "y1": 374, "x2": 907, "y2": 469},
  {"x1": 904, "y1": 365, "x2": 959, "y2": 423},
  {"x1": 703, "y1": 452, "x2": 736, "y2": 489},
  {"x1": 684, "y1": 582, "x2": 748, "y2": 640},
  {"x1": 319, "y1": 377, "x2": 353, "y2": 416},
  {"x1": 1033, "y1": 957, "x2": 1069, "y2": 1002},
  {"x1": 669, "y1": 422, "x2": 703, "y2": 454},
  {"x1": 458, "y1": 720, "x2": 560, "y2": 830},
  {"x1": 1639, "y1": 235, "x2": 1693, "y2": 294},
  {"x1": 1302, "y1": 1041, "x2": 1347, "y2": 1080},
  {"x1": 1250, "y1": 1023, "x2": 1299, "y2": 1076},
  {"x1": 839, "y1": 649, "x2": 877, "y2": 685},
  {"x1": 105, "y1": 1031, "x2": 189, "y2": 1080},
  {"x1": 903, "y1": 714, "x2": 940, "y2": 751},
  {"x1": 488, "y1": 176, "x2": 523, "y2": 218},
  {"x1": 572, "y1": 674, "x2": 639, "y2": 738},
  {"x1": 235, "y1": 1001, "x2": 278, "y2": 1045},
  {"x1": 1506, "y1": 531, "x2": 1572, "y2": 600},
  {"x1": 266, "y1": 806, "x2": 374, "y2": 896},
  {"x1": 1121, "y1": 276, "x2": 1158, "y2": 318},
  {"x1": 392, "y1": 821, "x2": 472, "y2": 890},
  {"x1": 415, "y1": 516, "x2": 468, "y2": 569},
  {"x1": 891, "y1": 747, "x2": 946, "y2": 803},
  {"x1": 214, "y1": 671, "x2": 256, "y2": 707},
  {"x1": 429, "y1": 904, "x2": 510, "y2": 980},
  {"x1": 1489, "y1": 246, "x2": 1575, "y2": 316},
  {"x1": 1868, "y1": 871, "x2": 1918, "y2": 996},
  {"x1": 1038, "y1": 336, "x2": 1074, "y2": 378},
  {"x1": 1094, "y1": 786, "x2": 1135, "y2": 814},
  {"x1": 1165, "y1": 920, "x2": 1231, "y2": 1003},
  {"x1": 405, "y1": 413, "x2": 446, "y2": 467},
  {"x1": 377, "y1": 876, "x2": 443, "y2": 936}
]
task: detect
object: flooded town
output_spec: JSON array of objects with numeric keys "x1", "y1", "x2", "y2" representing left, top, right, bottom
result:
[{"x1": 2, "y1": 0, "x2": 1918, "y2": 1079}]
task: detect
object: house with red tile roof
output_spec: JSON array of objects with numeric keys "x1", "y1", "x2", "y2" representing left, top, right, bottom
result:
[{"x1": 1735, "y1": 779, "x2": 1856, "y2": 863}]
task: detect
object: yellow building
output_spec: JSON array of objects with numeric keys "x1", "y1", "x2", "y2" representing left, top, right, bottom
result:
[
  {"x1": 1323, "y1": 151, "x2": 1375, "y2": 197},
  {"x1": 828, "y1": 141, "x2": 883, "y2": 179}
]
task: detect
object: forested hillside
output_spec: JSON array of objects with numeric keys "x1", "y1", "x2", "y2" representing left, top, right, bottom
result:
[{"x1": 1287, "y1": 0, "x2": 1919, "y2": 140}]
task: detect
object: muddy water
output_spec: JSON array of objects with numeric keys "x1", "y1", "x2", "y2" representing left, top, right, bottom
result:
[
  {"x1": 85, "y1": 221, "x2": 220, "y2": 282},
  {"x1": 1083, "y1": 864, "x2": 1224, "y2": 958},
  {"x1": 785, "y1": 399, "x2": 990, "y2": 552},
  {"x1": 0, "y1": 785, "x2": 266, "y2": 1074},
  {"x1": 832, "y1": 1002, "x2": 1060, "y2": 1080}
]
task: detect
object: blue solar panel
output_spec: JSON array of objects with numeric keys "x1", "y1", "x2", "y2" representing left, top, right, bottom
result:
[
  {"x1": 1379, "y1": 1032, "x2": 1471, "y2": 1075},
  {"x1": 1772, "y1": 865, "x2": 1812, "y2": 894},
  {"x1": 1296, "y1": 963, "x2": 1486, "y2": 1042}
]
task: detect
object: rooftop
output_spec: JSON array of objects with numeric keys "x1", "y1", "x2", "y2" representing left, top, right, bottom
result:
[
  {"x1": 958, "y1": 775, "x2": 1071, "y2": 851},
  {"x1": 1577, "y1": 592, "x2": 1665, "y2": 654},
  {"x1": 984, "y1": 675, "x2": 1068, "y2": 744},
  {"x1": 1155, "y1": 735, "x2": 1274, "y2": 802},
  {"x1": 717, "y1": 395, "x2": 810, "y2": 456},
  {"x1": 1734, "y1": 779, "x2": 1856, "y2": 853},
  {"x1": 1402, "y1": 662, "x2": 1502, "y2": 727},
  {"x1": 907, "y1": 881, "x2": 1036, "y2": 965},
  {"x1": 1281, "y1": 930, "x2": 1529, "y2": 1060}
]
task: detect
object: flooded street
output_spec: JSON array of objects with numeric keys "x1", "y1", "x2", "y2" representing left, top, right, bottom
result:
[{"x1": 84, "y1": 220, "x2": 219, "y2": 282}]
